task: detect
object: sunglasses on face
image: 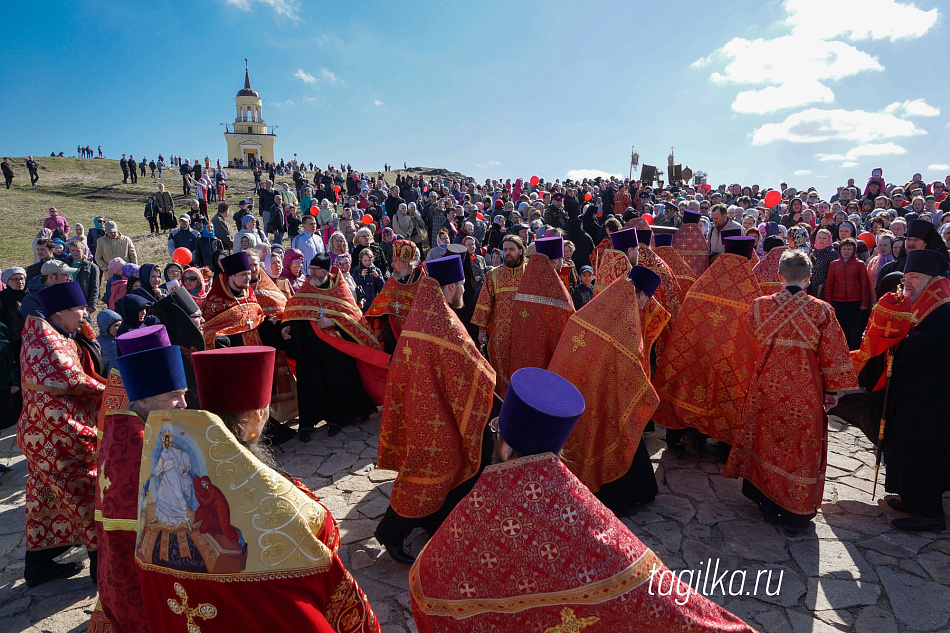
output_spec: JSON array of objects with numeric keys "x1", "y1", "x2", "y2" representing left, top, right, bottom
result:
[{"x1": 182, "y1": 276, "x2": 199, "y2": 283}]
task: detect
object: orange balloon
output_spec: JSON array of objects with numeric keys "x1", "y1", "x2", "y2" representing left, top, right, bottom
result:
[
  {"x1": 642, "y1": 214, "x2": 654, "y2": 225},
  {"x1": 172, "y1": 247, "x2": 192, "y2": 266},
  {"x1": 361, "y1": 214, "x2": 374, "y2": 225}
]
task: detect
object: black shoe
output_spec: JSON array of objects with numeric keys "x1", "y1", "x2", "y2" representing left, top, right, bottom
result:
[
  {"x1": 24, "y1": 561, "x2": 86, "y2": 588},
  {"x1": 326, "y1": 424, "x2": 341, "y2": 437},
  {"x1": 380, "y1": 541, "x2": 415, "y2": 565},
  {"x1": 886, "y1": 497, "x2": 911, "y2": 514},
  {"x1": 683, "y1": 433, "x2": 704, "y2": 460},
  {"x1": 707, "y1": 441, "x2": 731, "y2": 463},
  {"x1": 262, "y1": 419, "x2": 297, "y2": 446},
  {"x1": 298, "y1": 428, "x2": 313, "y2": 443},
  {"x1": 759, "y1": 501, "x2": 782, "y2": 525},
  {"x1": 891, "y1": 515, "x2": 946, "y2": 532}
]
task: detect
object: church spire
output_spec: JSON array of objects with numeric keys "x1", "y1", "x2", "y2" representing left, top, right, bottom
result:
[{"x1": 244, "y1": 58, "x2": 252, "y2": 90}]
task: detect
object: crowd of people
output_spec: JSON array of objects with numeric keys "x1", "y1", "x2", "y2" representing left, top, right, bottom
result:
[{"x1": 1, "y1": 159, "x2": 949, "y2": 631}]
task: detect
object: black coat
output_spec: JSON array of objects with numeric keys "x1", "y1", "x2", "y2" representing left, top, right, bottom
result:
[
  {"x1": 884, "y1": 299, "x2": 950, "y2": 515},
  {"x1": 194, "y1": 236, "x2": 223, "y2": 269}
]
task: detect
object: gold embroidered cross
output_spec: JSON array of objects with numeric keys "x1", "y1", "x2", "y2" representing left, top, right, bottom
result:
[
  {"x1": 167, "y1": 582, "x2": 217, "y2": 633},
  {"x1": 402, "y1": 344, "x2": 413, "y2": 363},
  {"x1": 519, "y1": 307, "x2": 530, "y2": 321},
  {"x1": 393, "y1": 299, "x2": 403, "y2": 315},
  {"x1": 708, "y1": 305, "x2": 726, "y2": 327},
  {"x1": 571, "y1": 331, "x2": 587, "y2": 352},
  {"x1": 98, "y1": 462, "x2": 112, "y2": 498},
  {"x1": 544, "y1": 607, "x2": 600, "y2": 633}
]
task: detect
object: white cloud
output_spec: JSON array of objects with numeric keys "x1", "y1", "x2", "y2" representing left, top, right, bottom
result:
[
  {"x1": 785, "y1": 0, "x2": 939, "y2": 42},
  {"x1": 224, "y1": 0, "x2": 300, "y2": 22},
  {"x1": 794, "y1": 169, "x2": 812, "y2": 176},
  {"x1": 320, "y1": 68, "x2": 343, "y2": 84},
  {"x1": 373, "y1": 100, "x2": 384, "y2": 107},
  {"x1": 566, "y1": 169, "x2": 622, "y2": 181},
  {"x1": 303, "y1": 96, "x2": 319, "y2": 104},
  {"x1": 816, "y1": 142, "x2": 907, "y2": 162},
  {"x1": 929, "y1": 164, "x2": 950, "y2": 171},
  {"x1": 475, "y1": 160, "x2": 501, "y2": 170},
  {"x1": 294, "y1": 69, "x2": 316, "y2": 84},
  {"x1": 732, "y1": 80, "x2": 835, "y2": 115},
  {"x1": 702, "y1": 36, "x2": 882, "y2": 114},
  {"x1": 695, "y1": 1, "x2": 939, "y2": 116},
  {"x1": 884, "y1": 99, "x2": 941, "y2": 117},
  {"x1": 752, "y1": 108, "x2": 926, "y2": 144},
  {"x1": 841, "y1": 162, "x2": 859, "y2": 168},
  {"x1": 272, "y1": 99, "x2": 295, "y2": 108}
]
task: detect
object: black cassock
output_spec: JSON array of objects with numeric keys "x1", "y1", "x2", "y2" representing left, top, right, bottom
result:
[
  {"x1": 884, "y1": 300, "x2": 950, "y2": 519},
  {"x1": 281, "y1": 320, "x2": 376, "y2": 432}
]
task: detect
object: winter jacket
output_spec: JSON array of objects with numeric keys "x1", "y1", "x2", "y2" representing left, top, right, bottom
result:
[
  {"x1": 95, "y1": 310, "x2": 122, "y2": 375},
  {"x1": 168, "y1": 228, "x2": 200, "y2": 258},
  {"x1": 95, "y1": 233, "x2": 137, "y2": 272},
  {"x1": 825, "y1": 256, "x2": 870, "y2": 307},
  {"x1": 72, "y1": 259, "x2": 101, "y2": 309},
  {"x1": 194, "y1": 236, "x2": 223, "y2": 269}
]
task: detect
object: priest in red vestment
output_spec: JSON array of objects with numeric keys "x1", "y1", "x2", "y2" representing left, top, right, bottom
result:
[
  {"x1": 365, "y1": 240, "x2": 426, "y2": 353},
  {"x1": 653, "y1": 237, "x2": 763, "y2": 458},
  {"x1": 725, "y1": 249, "x2": 858, "y2": 534},
  {"x1": 550, "y1": 266, "x2": 662, "y2": 517},
  {"x1": 473, "y1": 234, "x2": 527, "y2": 397},
  {"x1": 880, "y1": 250, "x2": 950, "y2": 532},
  {"x1": 410, "y1": 368, "x2": 755, "y2": 633},
  {"x1": 672, "y1": 209, "x2": 709, "y2": 278},
  {"x1": 654, "y1": 233, "x2": 696, "y2": 297},
  {"x1": 509, "y1": 236, "x2": 574, "y2": 375},
  {"x1": 594, "y1": 226, "x2": 637, "y2": 295},
  {"x1": 281, "y1": 253, "x2": 387, "y2": 440},
  {"x1": 138, "y1": 347, "x2": 380, "y2": 632},
  {"x1": 90, "y1": 340, "x2": 188, "y2": 633},
  {"x1": 752, "y1": 236, "x2": 787, "y2": 295},
  {"x1": 376, "y1": 255, "x2": 497, "y2": 564},
  {"x1": 18, "y1": 282, "x2": 104, "y2": 587},
  {"x1": 200, "y1": 252, "x2": 266, "y2": 349}
]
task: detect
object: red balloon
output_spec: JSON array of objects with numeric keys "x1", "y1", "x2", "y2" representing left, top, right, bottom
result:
[
  {"x1": 529, "y1": 175, "x2": 540, "y2": 187},
  {"x1": 173, "y1": 247, "x2": 192, "y2": 266},
  {"x1": 584, "y1": 193, "x2": 592, "y2": 201},
  {"x1": 764, "y1": 190, "x2": 782, "y2": 208},
  {"x1": 334, "y1": 185, "x2": 341, "y2": 193},
  {"x1": 361, "y1": 214, "x2": 374, "y2": 225},
  {"x1": 476, "y1": 213, "x2": 485, "y2": 221},
  {"x1": 858, "y1": 232, "x2": 877, "y2": 249},
  {"x1": 642, "y1": 214, "x2": 654, "y2": 226}
]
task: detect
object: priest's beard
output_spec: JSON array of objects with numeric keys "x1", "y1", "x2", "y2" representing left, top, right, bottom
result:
[{"x1": 504, "y1": 253, "x2": 524, "y2": 268}]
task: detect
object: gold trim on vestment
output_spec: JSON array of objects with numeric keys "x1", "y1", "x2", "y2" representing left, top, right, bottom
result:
[
  {"x1": 689, "y1": 292, "x2": 755, "y2": 312},
  {"x1": 728, "y1": 448, "x2": 823, "y2": 485},
  {"x1": 94, "y1": 510, "x2": 138, "y2": 531},
  {"x1": 513, "y1": 293, "x2": 572, "y2": 311},
  {"x1": 410, "y1": 548, "x2": 661, "y2": 619}
]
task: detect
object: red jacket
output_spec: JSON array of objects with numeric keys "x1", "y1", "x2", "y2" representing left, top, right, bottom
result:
[{"x1": 825, "y1": 255, "x2": 870, "y2": 307}]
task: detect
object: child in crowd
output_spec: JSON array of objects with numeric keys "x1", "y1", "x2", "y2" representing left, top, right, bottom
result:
[
  {"x1": 572, "y1": 265, "x2": 595, "y2": 310},
  {"x1": 95, "y1": 310, "x2": 122, "y2": 375}
]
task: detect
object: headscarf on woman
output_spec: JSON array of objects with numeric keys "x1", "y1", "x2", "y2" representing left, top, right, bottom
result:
[
  {"x1": 280, "y1": 248, "x2": 307, "y2": 294},
  {"x1": 182, "y1": 266, "x2": 208, "y2": 306},
  {"x1": 131, "y1": 263, "x2": 168, "y2": 303}
]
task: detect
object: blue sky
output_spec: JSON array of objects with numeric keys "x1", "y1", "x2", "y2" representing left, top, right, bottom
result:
[{"x1": 1, "y1": 0, "x2": 947, "y2": 195}]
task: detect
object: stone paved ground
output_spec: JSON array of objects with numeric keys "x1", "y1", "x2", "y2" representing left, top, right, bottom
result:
[{"x1": 1, "y1": 415, "x2": 948, "y2": 633}]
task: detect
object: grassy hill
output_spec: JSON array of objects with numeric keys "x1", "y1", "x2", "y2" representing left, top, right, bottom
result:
[{"x1": 0, "y1": 156, "x2": 465, "y2": 270}]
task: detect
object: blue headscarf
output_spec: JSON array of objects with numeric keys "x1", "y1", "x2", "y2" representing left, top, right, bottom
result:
[{"x1": 201, "y1": 223, "x2": 215, "y2": 238}]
